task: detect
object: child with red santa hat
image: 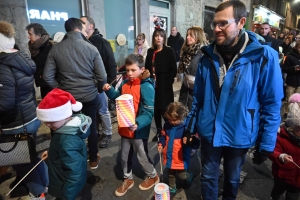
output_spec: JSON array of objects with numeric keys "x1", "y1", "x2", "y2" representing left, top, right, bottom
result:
[{"x1": 37, "y1": 88, "x2": 91, "y2": 200}]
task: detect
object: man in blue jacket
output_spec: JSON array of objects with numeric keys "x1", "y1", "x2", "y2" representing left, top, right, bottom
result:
[{"x1": 185, "y1": 1, "x2": 283, "y2": 199}]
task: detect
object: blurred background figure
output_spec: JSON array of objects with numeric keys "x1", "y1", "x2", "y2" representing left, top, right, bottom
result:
[
  {"x1": 167, "y1": 26, "x2": 184, "y2": 67},
  {"x1": 134, "y1": 33, "x2": 149, "y2": 59}
]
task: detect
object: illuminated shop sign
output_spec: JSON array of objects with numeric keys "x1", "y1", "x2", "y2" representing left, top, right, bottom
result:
[
  {"x1": 29, "y1": 9, "x2": 68, "y2": 21},
  {"x1": 253, "y1": 5, "x2": 283, "y2": 28},
  {"x1": 27, "y1": 0, "x2": 81, "y2": 37}
]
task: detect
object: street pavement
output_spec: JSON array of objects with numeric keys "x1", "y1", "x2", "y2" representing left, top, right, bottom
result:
[{"x1": 0, "y1": 81, "x2": 294, "y2": 200}]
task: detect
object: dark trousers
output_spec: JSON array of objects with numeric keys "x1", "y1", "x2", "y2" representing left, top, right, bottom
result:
[
  {"x1": 81, "y1": 95, "x2": 101, "y2": 162},
  {"x1": 271, "y1": 177, "x2": 300, "y2": 200},
  {"x1": 40, "y1": 86, "x2": 53, "y2": 99},
  {"x1": 154, "y1": 108, "x2": 166, "y2": 131}
]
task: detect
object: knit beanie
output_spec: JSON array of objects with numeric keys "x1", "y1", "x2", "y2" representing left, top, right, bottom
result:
[
  {"x1": 286, "y1": 93, "x2": 300, "y2": 127},
  {"x1": 0, "y1": 21, "x2": 16, "y2": 52},
  {"x1": 36, "y1": 88, "x2": 82, "y2": 122}
]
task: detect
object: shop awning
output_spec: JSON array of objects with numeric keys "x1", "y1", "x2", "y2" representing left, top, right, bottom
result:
[{"x1": 253, "y1": 5, "x2": 285, "y2": 29}]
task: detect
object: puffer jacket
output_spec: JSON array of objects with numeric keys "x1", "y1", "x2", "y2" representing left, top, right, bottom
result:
[
  {"x1": 0, "y1": 51, "x2": 37, "y2": 129},
  {"x1": 282, "y1": 48, "x2": 300, "y2": 87},
  {"x1": 159, "y1": 121, "x2": 191, "y2": 170},
  {"x1": 186, "y1": 31, "x2": 283, "y2": 153},
  {"x1": 105, "y1": 71, "x2": 155, "y2": 139},
  {"x1": 47, "y1": 114, "x2": 91, "y2": 200}
]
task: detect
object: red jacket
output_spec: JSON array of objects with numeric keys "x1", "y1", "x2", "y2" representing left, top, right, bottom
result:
[{"x1": 268, "y1": 126, "x2": 300, "y2": 188}]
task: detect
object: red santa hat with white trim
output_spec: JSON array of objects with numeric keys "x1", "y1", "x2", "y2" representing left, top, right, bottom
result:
[{"x1": 36, "y1": 88, "x2": 82, "y2": 122}]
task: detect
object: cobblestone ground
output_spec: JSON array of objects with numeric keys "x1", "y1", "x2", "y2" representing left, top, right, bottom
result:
[{"x1": 0, "y1": 81, "x2": 294, "y2": 200}]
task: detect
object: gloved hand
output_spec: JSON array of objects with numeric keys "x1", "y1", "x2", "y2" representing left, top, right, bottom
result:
[
  {"x1": 182, "y1": 131, "x2": 192, "y2": 146},
  {"x1": 252, "y1": 149, "x2": 269, "y2": 165}
]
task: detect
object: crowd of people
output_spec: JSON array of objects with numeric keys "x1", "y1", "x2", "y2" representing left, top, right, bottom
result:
[{"x1": 0, "y1": 0, "x2": 300, "y2": 200}]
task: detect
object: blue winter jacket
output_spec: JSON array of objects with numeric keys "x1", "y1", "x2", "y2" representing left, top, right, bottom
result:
[
  {"x1": 185, "y1": 31, "x2": 283, "y2": 153},
  {"x1": 47, "y1": 114, "x2": 91, "y2": 200}
]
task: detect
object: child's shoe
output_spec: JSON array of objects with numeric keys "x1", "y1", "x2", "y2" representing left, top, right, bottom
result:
[
  {"x1": 183, "y1": 171, "x2": 193, "y2": 188},
  {"x1": 29, "y1": 192, "x2": 45, "y2": 200},
  {"x1": 115, "y1": 179, "x2": 134, "y2": 197},
  {"x1": 139, "y1": 174, "x2": 159, "y2": 190},
  {"x1": 169, "y1": 186, "x2": 177, "y2": 195}
]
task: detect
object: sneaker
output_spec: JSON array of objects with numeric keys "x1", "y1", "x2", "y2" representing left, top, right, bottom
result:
[
  {"x1": 90, "y1": 153, "x2": 101, "y2": 170},
  {"x1": 115, "y1": 179, "x2": 134, "y2": 197},
  {"x1": 139, "y1": 174, "x2": 159, "y2": 190},
  {"x1": 29, "y1": 192, "x2": 45, "y2": 200},
  {"x1": 170, "y1": 187, "x2": 177, "y2": 195},
  {"x1": 99, "y1": 135, "x2": 112, "y2": 148},
  {"x1": 183, "y1": 171, "x2": 193, "y2": 189}
]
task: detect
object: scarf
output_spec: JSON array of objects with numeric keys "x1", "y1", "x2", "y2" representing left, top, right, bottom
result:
[
  {"x1": 28, "y1": 34, "x2": 50, "y2": 57},
  {"x1": 178, "y1": 43, "x2": 202, "y2": 74},
  {"x1": 216, "y1": 30, "x2": 246, "y2": 56}
]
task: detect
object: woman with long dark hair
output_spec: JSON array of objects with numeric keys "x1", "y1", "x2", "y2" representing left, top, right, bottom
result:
[{"x1": 145, "y1": 18, "x2": 177, "y2": 142}]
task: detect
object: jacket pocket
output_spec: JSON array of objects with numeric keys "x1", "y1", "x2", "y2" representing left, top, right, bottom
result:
[
  {"x1": 247, "y1": 109, "x2": 255, "y2": 133},
  {"x1": 229, "y1": 69, "x2": 241, "y2": 95}
]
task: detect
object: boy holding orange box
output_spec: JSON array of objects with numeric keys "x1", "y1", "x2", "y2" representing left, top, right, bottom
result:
[{"x1": 103, "y1": 54, "x2": 159, "y2": 197}]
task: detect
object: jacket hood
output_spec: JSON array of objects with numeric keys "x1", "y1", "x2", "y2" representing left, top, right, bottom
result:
[
  {"x1": 201, "y1": 31, "x2": 263, "y2": 59},
  {"x1": 92, "y1": 29, "x2": 103, "y2": 38},
  {"x1": 0, "y1": 51, "x2": 36, "y2": 76},
  {"x1": 289, "y1": 48, "x2": 300, "y2": 58},
  {"x1": 54, "y1": 114, "x2": 92, "y2": 139}
]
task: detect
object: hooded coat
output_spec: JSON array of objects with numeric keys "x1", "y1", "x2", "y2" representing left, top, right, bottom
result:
[
  {"x1": 47, "y1": 114, "x2": 91, "y2": 200},
  {"x1": 0, "y1": 51, "x2": 37, "y2": 129}
]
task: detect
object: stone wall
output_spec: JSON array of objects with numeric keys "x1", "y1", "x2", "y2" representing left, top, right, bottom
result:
[
  {"x1": 173, "y1": 0, "x2": 251, "y2": 40},
  {"x1": 85, "y1": 0, "x2": 106, "y2": 38},
  {"x1": 174, "y1": 0, "x2": 203, "y2": 39},
  {"x1": 0, "y1": 0, "x2": 30, "y2": 55}
]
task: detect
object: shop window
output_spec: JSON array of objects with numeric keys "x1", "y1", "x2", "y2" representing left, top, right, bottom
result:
[
  {"x1": 104, "y1": 0, "x2": 135, "y2": 67},
  {"x1": 27, "y1": 0, "x2": 82, "y2": 38},
  {"x1": 149, "y1": 0, "x2": 169, "y2": 9}
]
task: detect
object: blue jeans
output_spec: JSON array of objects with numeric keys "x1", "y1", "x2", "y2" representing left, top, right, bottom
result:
[
  {"x1": 98, "y1": 93, "x2": 112, "y2": 136},
  {"x1": 201, "y1": 139, "x2": 248, "y2": 200},
  {"x1": 81, "y1": 95, "x2": 100, "y2": 162},
  {"x1": 2, "y1": 119, "x2": 49, "y2": 196}
]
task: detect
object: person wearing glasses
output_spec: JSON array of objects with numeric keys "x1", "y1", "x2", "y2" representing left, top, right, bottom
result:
[
  {"x1": 185, "y1": 1, "x2": 283, "y2": 199},
  {"x1": 134, "y1": 33, "x2": 149, "y2": 59},
  {"x1": 291, "y1": 34, "x2": 300, "y2": 48},
  {"x1": 259, "y1": 22, "x2": 280, "y2": 53}
]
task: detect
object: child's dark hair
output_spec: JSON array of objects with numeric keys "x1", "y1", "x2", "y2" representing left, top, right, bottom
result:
[
  {"x1": 125, "y1": 53, "x2": 145, "y2": 69},
  {"x1": 164, "y1": 102, "x2": 188, "y2": 121}
]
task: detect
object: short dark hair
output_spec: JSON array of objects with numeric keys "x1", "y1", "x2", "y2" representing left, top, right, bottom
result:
[
  {"x1": 215, "y1": 0, "x2": 247, "y2": 19},
  {"x1": 125, "y1": 54, "x2": 145, "y2": 69},
  {"x1": 64, "y1": 18, "x2": 85, "y2": 32},
  {"x1": 262, "y1": 22, "x2": 270, "y2": 26},
  {"x1": 26, "y1": 23, "x2": 48, "y2": 36},
  {"x1": 81, "y1": 16, "x2": 95, "y2": 29},
  {"x1": 151, "y1": 29, "x2": 167, "y2": 49}
]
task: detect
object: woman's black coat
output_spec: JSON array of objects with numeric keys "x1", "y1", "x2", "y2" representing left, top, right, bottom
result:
[
  {"x1": 145, "y1": 45, "x2": 177, "y2": 110},
  {"x1": 282, "y1": 48, "x2": 300, "y2": 87}
]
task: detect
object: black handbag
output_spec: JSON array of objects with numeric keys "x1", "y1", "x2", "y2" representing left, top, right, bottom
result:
[{"x1": 0, "y1": 65, "x2": 37, "y2": 166}]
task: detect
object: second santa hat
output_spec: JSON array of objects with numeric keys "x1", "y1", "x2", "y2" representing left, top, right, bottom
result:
[{"x1": 37, "y1": 88, "x2": 82, "y2": 122}]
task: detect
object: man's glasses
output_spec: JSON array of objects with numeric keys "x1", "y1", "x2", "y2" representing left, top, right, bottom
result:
[
  {"x1": 210, "y1": 18, "x2": 240, "y2": 30},
  {"x1": 137, "y1": 39, "x2": 142, "y2": 41},
  {"x1": 295, "y1": 37, "x2": 300, "y2": 40}
]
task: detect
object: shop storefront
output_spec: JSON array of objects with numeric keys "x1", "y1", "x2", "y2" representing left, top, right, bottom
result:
[
  {"x1": 252, "y1": 5, "x2": 284, "y2": 36},
  {"x1": 27, "y1": 0, "x2": 83, "y2": 38}
]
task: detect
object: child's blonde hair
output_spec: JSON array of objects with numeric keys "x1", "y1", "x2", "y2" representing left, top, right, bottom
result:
[{"x1": 164, "y1": 102, "x2": 188, "y2": 121}]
